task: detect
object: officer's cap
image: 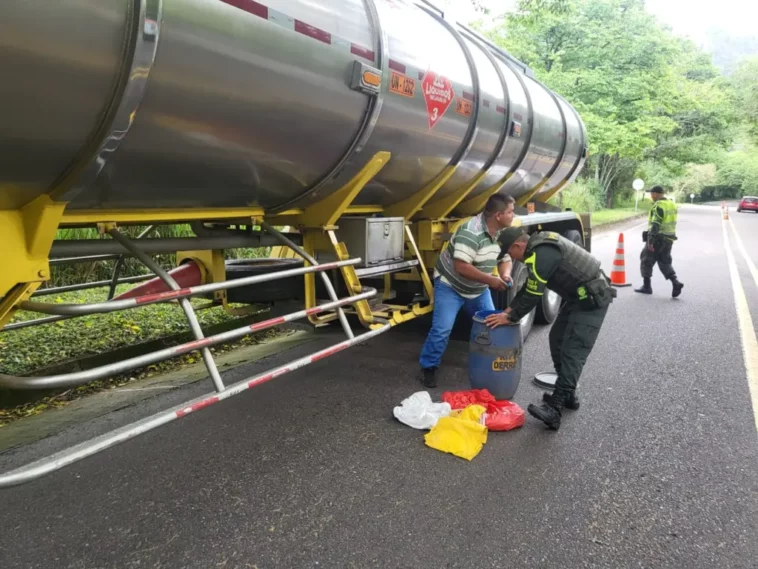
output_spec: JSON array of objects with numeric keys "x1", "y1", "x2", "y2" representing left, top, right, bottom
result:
[
  {"x1": 498, "y1": 227, "x2": 527, "y2": 252},
  {"x1": 646, "y1": 185, "x2": 665, "y2": 194}
]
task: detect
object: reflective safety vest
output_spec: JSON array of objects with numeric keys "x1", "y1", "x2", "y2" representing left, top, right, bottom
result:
[
  {"x1": 524, "y1": 231, "x2": 601, "y2": 299},
  {"x1": 649, "y1": 199, "x2": 678, "y2": 237}
]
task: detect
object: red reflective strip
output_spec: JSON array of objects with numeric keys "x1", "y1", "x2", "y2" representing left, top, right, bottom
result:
[
  {"x1": 305, "y1": 306, "x2": 322, "y2": 316},
  {"x1": 176, "y1": 396, "x2": 219, "y2": 418},
  {"x1": 613, "y1": 260, "x2": 625, "y2": 266},
  {"x1": 248, "y1": 372, "x2": 274, "y2": 388},
  {"x1": 250, "y1": 316, "x2": 286, "y2": 332},
  {"x1": 311, "y1": 344, "x2": 347, "y2": 363},
  {"x1": 295, "y1": 20, "x2": 331, "y2": 44},
  {"x1": 483, "y1": 99, "x2": 490, "y2": 108},
  {"x1": 220, "y1": 0, "x2": 267, "y2": 18},
  {"x1": 179, "y1": 338, "x2": 213, "y2": 352},
  {"x1": 462, "y1": 91, "x2": 475, "y2": 101},
  {"x1": 496, "y1": 105, "x2": 506, "y2": 114},
  {"x1": 616, "y1": 249, "x2": 624, "y2": 254},
  {"x1": 389, "y1": 59, "x2": 406, "y2": 73},
  {"x1": 350, "y1": 44, "x2": 375, "y2": 62},
  {"x1": 134, "y1": 288, "x2": 191, "y2": 305}
]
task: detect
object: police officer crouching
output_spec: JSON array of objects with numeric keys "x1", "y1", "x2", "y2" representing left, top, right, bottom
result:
[{"x1": 485, "y1": 228, "x2": 616, "y2": 431}]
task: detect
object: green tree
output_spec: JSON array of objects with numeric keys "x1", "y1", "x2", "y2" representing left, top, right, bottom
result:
[
  {"x1": 729, "y1": 57, "x2": 758, "y2": 140},
  {"x1": 484, "y1": 0, "x2": 688, "y2": 206}
]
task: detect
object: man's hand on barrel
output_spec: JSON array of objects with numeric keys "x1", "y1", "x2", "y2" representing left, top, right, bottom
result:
[{"x1": 485, "y1": 308, "x2": 513, "y2": 329}]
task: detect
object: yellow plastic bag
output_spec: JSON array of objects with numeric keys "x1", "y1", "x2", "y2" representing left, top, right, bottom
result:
[{"x1": 424, "y1": 404, "x2": 488, "y2": 461}]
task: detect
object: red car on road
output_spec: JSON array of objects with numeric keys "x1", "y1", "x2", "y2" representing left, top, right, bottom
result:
[{"x1": 737, "y1": 196, "x2": 758, "y2": 213}]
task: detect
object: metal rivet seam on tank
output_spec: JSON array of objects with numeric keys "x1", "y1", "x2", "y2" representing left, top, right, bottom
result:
[
  {"x1": 54, "y1": 0, "x2": 163, "y2": 203},
  {"x1": 415, "y1": 1, "x2": 481, "y2": 168},
  {"x1": 350, "y1": 0, "x2": 388, "y2": 156},
  {"x1": 458, "y1": 28, "x2": 513, "y2": 174},
  {"x1": 265, "y1": 0, "x2": 389, "y2": 214},
  {"x1": 487, "y1": 51, "x2": 536, "y2": 184},
  {"x1": 554, "y1": 92, "x2": 590, "y2": 187},
  {"x1": 537, "y1": 80, "x2": 571, "y2": 189}
]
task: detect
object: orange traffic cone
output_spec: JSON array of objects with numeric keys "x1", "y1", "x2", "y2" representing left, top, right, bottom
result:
[
  {"x1": 722, "y1": 205, "x2": 729, "y2": 220},
  {"x1": 610, "y1": 233, "x2": 632, "y2": 287}
]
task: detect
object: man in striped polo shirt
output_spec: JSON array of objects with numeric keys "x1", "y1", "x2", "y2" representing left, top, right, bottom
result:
[{"x1": 418, "y1": 194, "x2": 516, "y2": 388}]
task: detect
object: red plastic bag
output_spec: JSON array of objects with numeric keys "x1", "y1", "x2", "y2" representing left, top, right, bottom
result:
[
  {"x1": 441, "y1": 389, "x2": 497, "y2": 410},
  {"x1": 484, "y1": 400, "x2": 525, "y2": 431}
]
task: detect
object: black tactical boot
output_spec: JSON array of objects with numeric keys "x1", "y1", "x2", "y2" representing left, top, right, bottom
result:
[
  {"x1": 418, "y1": 367, "x2": 437, "y2": 388},
  {"x1": 634, "y1": 278, "x2": 652, "y2": 294},
  {"x1": 528, "y1": 393, "x2": 564, "y2": 430},
  {"x1": 542, "y1": 390, "x2": 580, "y2": 410},
  {"x1": 671, "y1": 277, "x2": 684, "y2": 298}
]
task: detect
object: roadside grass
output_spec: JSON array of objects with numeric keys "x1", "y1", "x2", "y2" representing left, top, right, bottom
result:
[
  {"x1": 0, "y1": 285, "x2": 289, "y2": 427},
  {"x1": 591, "y1": 206, "x2": 649, "y2": 227}
]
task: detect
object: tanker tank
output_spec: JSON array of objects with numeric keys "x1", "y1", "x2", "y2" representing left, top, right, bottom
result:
[{"x1": 0, "y1": 0, "x2": 587, "y2": 216}]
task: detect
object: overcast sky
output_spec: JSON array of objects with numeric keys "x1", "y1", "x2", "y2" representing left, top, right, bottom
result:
[{"x1": 443, "y1": 0, "x2": 757, "y2": 48}]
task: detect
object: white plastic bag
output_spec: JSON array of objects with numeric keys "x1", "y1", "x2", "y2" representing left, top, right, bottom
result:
[{"x1": 393, "y1": 391, "x2": 452, "y2": 430}]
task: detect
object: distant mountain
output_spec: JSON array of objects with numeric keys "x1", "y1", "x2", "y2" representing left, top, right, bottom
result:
[{"x1": 705, "y1": 29, "x2": 758, "y2": 74}]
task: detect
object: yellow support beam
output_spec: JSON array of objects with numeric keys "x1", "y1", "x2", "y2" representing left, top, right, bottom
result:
[
  {"x1": 62, "y1": 207, "x2": 266, "y2": 225},
  {"x1": 516, "y1": 178, "x2": 549, "y2": 207},
  {"x1": 296, "y1": 152, "x2": 390, "y2": 228},
  {"x1": 403, "y1": 224, "x2": 435, "y2": 301},
  {"x1": 0, "y1": 194, "x2": 67, "y2": 327},
  {"x1": 421, "y1": 171, "x2": 489, "y2": 220},
  {"x1": 536, "y1": 178, "x2": 571, "y2": 205},
  {"x1": 327, "y1": 231, "x2": 375, "y2": 326},
  {"x1": 384, "y1": 166, "x2": 457, "y2": 221},
  {"x1": 455, "y1": 174, "x2": 512, "y2": 216}
]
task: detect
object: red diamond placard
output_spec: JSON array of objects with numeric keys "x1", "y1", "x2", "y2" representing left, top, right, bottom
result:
[{"x1": 421, "y1": 70, "x2": 454, "y2": 130}]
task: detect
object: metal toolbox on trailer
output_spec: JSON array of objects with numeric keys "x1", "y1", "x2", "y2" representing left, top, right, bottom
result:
[{"x1": 326, "y1": 217, "x2": 405, "y2": 267}]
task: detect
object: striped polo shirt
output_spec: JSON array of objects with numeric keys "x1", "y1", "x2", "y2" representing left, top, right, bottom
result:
[{"x1": 434, "y1": 213, "x2": 510, "y2": 298}]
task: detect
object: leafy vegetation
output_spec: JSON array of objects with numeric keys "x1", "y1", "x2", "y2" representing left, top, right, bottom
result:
[
  {"x1": 49, "y1": 225, "x2": 270, "y2": 288},
  {"x1": 0, "y1": 285, "x2": 268, "y2": 376},
  {"x1": 0, "y1": 284, "x2": 290, "y2": 427},
  {"x1": 472, "y1": 0, "x2": 758, "y2": 205}
]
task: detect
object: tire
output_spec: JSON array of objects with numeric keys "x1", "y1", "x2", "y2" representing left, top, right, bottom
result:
[
  {"x1": 507, "y1": 261, "x2": 536, "y2": 342},
  {"x1": 224, "y1": 258, "x2": 305, "y2": 303},
  {"x1": 535, "y1": 288, "x2": 561, "y2": 325},
  {"x1": 535, "y1": 228, "x2": 581, "y2": 325}
]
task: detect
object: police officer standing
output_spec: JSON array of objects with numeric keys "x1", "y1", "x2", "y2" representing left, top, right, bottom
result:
[
  {"x1": 485, "y1": 228, "x2": 616, "y2": 431},
  {"x1": 635, "y1": 185, "x2": 684, "y2": 297}
]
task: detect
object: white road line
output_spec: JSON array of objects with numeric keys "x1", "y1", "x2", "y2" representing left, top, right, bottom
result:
[
  {"x1": 722, "y1": 220, "x2": 758, "y2": 433},
  {"x1": 728, "y1": 218, "x2": 758, "y2": 290}
]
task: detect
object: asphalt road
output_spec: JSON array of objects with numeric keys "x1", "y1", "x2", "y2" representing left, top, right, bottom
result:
[{"x1": 2, "y1": 205, "x2": 758, "y2": 569}]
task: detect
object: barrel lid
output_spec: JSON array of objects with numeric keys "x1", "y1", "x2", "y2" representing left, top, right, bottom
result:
[{"x1": 472, "y1": 310, "x2": 519, "y2": 325}]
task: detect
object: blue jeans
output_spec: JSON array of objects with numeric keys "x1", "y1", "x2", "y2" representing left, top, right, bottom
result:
[{"x1": 419, "y1": 278, "x2": 495, "y2": 370}]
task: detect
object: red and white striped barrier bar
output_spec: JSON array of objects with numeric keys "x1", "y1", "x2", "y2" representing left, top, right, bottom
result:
[
  {"x1": 0, "y1": 288, "x2": 379, "y2": 391},
  {"x1": 19, "y1": 258, "x2": 362, "y2": 317},
  {"x1": 0, "y1": 322, "x2": 391, "y2": 488}
]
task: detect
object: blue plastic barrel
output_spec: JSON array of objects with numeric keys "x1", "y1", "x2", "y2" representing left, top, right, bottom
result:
[{"x1": 468, "y1": 310, "x2": 524, "y2": 400}]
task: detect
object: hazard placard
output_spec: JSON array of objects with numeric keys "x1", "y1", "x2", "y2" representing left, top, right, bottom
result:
[
  {"x1": 389, "y1": 71, "x2": 415, "y2": 98},
  {"x1": 455, "y1": 97, "x2": 473, "y2": 117},
  {"x1": 421, "y1": 70, "x2": 454, "y2": 129}
]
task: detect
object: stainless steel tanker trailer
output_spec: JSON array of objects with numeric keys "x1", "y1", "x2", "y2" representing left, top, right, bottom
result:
[{"x1": 0, "y1": 0, "x2": 590, "y2": 486}]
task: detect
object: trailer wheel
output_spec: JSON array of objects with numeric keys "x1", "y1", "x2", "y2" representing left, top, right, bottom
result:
[
  {"x1": 535, "y1": 228, "x2": 582, "y2": 325},
  {"x1": 225, "y1": 258, "x2": 305, "y2": 303},
  {"x1": 563, "y1": 228, "x2": 584, "y2": 247}
]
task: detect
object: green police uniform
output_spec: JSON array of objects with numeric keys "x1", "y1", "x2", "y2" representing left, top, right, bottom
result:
[
  {"x1": 640, "y1": 198, "x2": 679, "y2": 282},
  {"x1": 498, "y1": 229, "x2": 616, "y2": 429}
]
